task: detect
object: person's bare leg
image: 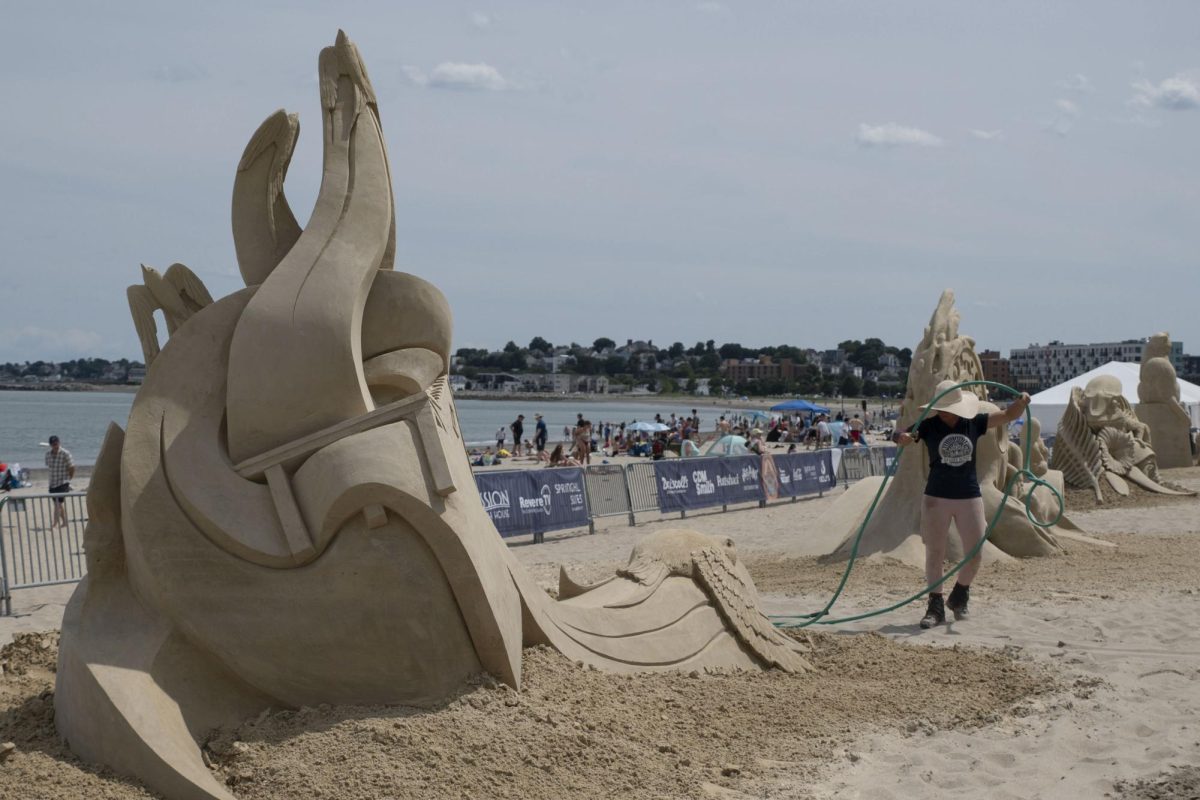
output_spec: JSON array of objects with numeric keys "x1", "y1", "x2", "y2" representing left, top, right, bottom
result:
[
  {"x1": 946, "y1": 497, "x2": 986, "y2": 620},
  {"x1": 919, "y1": 496, "x2": 953, "y2": 628}
]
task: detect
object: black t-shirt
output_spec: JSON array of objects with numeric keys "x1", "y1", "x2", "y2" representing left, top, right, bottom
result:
[
  {"x1": 512, "y1": 420, "x2": 524, "y2": 439},
  {"x1": 913, "y1": 412, "x2": 990, "y2": 499}
]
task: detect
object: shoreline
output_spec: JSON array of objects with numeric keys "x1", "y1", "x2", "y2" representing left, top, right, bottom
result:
[{"x1": 0, "y1": 383, "x2": 138, "y2": 393}]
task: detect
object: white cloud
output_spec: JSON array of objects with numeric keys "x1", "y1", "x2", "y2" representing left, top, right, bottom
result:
[
  {"x1": 429, "y1": 62, "x2": 510, "y2": 91},
  {"x1": 855, "y1": 122, "x2": 944, "y2": 148},
  {"x1": 1056, "y1": 98, "x2": 1080, "y2": 115},
  {"x1": 1057, "y1": 73, "x2": 1094, "y2": 93},
  {"x1": 469, "y1": 12, "x2": 492, "y2": 29},
  {"x1": 1132, "y1": 73, "x2": 1200, "y2": 110},
  {"x1": 401, "y1": 65, "x2": 429, "y2": 87},
  {"x1": 969, "y1": 129, "x2": 1004, "y2": 141},
  {"x1": 402, "y1": 62, "x2": 512, "y2": 91},
  {"x1": 1044, "y1": 99, "x2": 1080, "y2": 136}
]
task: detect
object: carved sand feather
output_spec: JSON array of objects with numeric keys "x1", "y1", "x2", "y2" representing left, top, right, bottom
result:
[
  {"x1": 1049, "y1": 387, "x2": 1103, "y2": 499},
  {"x1": 164, "y1": 263, "x2": 214, "y2": 314},
  {"x1": 236, "y1": 110, "x2": 299, "y2": 238},
  {"x1": 693, "y1": 548, "x2": 811, "y2": 673},
  {"x1": 126, "y1": 284, "x2": 161, "y2": 366}
]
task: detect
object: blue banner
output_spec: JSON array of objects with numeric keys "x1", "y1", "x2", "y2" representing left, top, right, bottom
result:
[
  {"x1": 652, "y1": 459, "x2": 725, "y2": 513},
  {"x1": 653, "y1": 455, "x2": 770, "y2": 513},
  {"x1": 476, "y1": 468, "x2": 590, "y2": 538},
  {"x1": 879, "y1": 446, "x2": 899, "y2": 474},
  {"x1": 772, "y1": 451, "x2": 835, "y2": 497},
  {"x1": 714, "y1": 455, "x2": 765, "y2": 506}
]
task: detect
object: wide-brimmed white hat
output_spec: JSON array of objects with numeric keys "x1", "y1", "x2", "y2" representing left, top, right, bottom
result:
[{"x1": 919, "y1": 379, "x2": 980, "y2": 418}]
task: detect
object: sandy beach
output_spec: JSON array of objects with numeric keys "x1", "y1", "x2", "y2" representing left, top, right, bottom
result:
[{"x1": 0, "y1": 467, "x2": 1197, "y2": 799}]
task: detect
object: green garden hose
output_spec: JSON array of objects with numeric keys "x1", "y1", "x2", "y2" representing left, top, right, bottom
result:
[{"x1": 770, "y1": 379, "x2": 1063, "y2": 629}]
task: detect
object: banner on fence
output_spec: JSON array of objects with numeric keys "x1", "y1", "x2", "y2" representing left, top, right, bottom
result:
[
  {"x1": 475, "y1": 468, "x2": 590, "y2": 538},
  {"x1": 653, "y1": 455, "x2": 768, "y2": 513},
  {"x1": 772, "y1": 450, "x2": 835, "y2": 497}
]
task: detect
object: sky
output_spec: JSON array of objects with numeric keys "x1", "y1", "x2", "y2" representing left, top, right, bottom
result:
[{"x1": 1, "y1": 1, "x2": 1198, "y2": 363}]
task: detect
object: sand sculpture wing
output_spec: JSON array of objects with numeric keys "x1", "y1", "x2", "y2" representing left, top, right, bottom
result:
[
  {"x1": 232, "y1": 109, "x2": 303, "y2": 286},
  {"x1": 609, "y1": 554, "x2": 672, "y2": 608},
  {"x1": 163, "y1": 263, "x2": 214, "y2": 315},
  {"x1": 692, "y1": 547, "x2": 812, "y2": 673},
  {"x1": 126, "y1": 285, "x2": 161, "y2": 366},
  {"x1": 1049, "y1": 387, "x2": 1103, "y2": 497}
]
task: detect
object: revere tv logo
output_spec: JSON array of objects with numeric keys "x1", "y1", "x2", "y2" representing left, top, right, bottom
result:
[{"x1": 518, "y1": 485, "x2": 554, "y2": 516}]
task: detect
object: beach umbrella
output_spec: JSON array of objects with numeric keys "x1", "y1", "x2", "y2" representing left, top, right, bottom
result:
[
  {"x1": 627, "y1": 421, "x2": 669, "y2": 433},
  {"x1": 769, "y1": 398, "x2": 831, "y2": 414},
  {"x1": 745, "y1": 410, "x2": 770, "y2": 423},
  {"x1": 704, "y1": 435, "x2": 749, "y2": 457}
]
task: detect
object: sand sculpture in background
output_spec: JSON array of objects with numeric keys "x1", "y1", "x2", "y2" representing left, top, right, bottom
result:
[
  {"x1": 1051, "y1": 374, "x2": 1193, "y2": 500},
  {"x1": 817, "y1": 290, "x2": 1085, "y2": 571},
  {"x1": 1135, "y1": 332, "x2": 1193, "y2": 469},
  {"x1": 126, "y1": 263, "x2": 214, "y2": 366},
  {"x1": 55, "y1": 32, "x2": 805, "y2": 800}
]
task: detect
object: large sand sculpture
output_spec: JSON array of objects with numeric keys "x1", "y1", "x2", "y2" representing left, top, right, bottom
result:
[
  {"x1": 1051, "y1": 373, "x2": 1194, "y2": 500},
  {"x1": 1136, "y1": 333, "x2": 1193, "y2": 469},
  {"x1": 817, "y1": 290, "x2": 1088, "y2": 570},
  {"x1": 54, "y1": 32, "x2": 806, "y2": 800}
]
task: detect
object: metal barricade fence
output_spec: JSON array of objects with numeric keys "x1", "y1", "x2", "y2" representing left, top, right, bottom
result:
[
  {"x1": 0, "y1": 449, "x2": 899, "y2": 614},
  {"x1": 623, "y1": 462, "x2": 661, "y2": 513},
  {"x1": 836, "y1": 448, "x2": 875, "y2": 484},
  {"x1": 0, "y1": 493, "x2": 89, "y2": 615},
  {"x1": 583, "y1": 464, "x2": 635, "y2": 526}
]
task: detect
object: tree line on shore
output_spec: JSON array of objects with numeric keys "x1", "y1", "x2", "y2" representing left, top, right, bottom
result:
[
  {"x1": 454, "y1": 337, "x2": 913, "y2": 397},
  {"x1": 0, "y1": 358, "x2": 144, "y2": 385}
]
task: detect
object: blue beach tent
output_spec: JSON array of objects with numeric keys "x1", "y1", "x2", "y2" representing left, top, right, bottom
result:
[{"x1": 769, "y1": 398, "x2": 831, "y2": 414}]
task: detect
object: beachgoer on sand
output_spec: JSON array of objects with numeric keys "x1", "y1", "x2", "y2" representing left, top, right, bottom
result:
[
  {"x1": 45, "y1": 435, "x2": 75, "y2": 529},
  {"x1": 895, "y1": 380, "x2": 1030, "y2": 629}
]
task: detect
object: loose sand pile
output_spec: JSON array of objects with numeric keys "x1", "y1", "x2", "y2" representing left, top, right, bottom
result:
[
  {"x1": 1114, "y1": 766, "x2": 1200, "y2": 800},
  {"x1": 0, "y1": 467, "x2": 1196, "y2": 798},
  {"x1": 0, "y1": 631, "x2": 1053, "y2": 800}
]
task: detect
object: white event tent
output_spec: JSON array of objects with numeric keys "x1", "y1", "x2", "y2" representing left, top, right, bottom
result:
[{"x1": 1028, "y1": 361, "x2": 1200, "y2": 436}]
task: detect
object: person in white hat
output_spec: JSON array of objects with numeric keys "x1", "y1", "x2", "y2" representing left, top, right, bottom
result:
[{"x1": 894, "y1": 379, "x2": 1030, "y2": 628}]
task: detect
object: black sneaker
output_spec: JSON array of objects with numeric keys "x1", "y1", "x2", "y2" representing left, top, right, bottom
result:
[
  {"x1": 920, "y1": 593, "x2": 945, "y2": 629},
  {"x1": 946, "y1": 583, "x2": 970, "y2": 621}
]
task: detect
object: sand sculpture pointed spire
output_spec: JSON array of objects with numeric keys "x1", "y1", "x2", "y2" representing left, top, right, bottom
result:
[
  {"x1": 816, "y1": 290, "x2": 1071, "y2": 569},
  {"x1": 225, "y1": 31, "x2": 395, "y2": 463}
]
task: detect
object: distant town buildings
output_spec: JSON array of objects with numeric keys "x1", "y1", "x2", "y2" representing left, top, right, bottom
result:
[
  {"x1": 1008, "y1": 338, "x2": 1186, "y2": 392},
  {"x1": 720, "y1": 356, "x2": 800, "y2": 383},
  {"x1": 977, "y1": 350, "x2": 1012, "y2": 389}
]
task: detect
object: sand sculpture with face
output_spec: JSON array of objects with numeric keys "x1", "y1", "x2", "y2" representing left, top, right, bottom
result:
[
  {"x1": 1051, "y1": 373, "x2": 1193, "y2": 500},
  {"x1": 54, "y1": 32, "x2": 806, "y2": 800},
  {"x1": 818, "y1": 290, "x2": 1086, "y2": 570}
]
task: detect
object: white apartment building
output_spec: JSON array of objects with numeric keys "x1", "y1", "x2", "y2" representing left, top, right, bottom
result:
[{"x1": 1009, "y1": 339, "x2": 1185, "y2": 391}]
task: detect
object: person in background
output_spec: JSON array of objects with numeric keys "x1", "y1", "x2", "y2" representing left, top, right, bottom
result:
[
  {"x1": 495, "y1": 426, "x2": 506, "y2": 452},
  {"x1": 510, "y1": 414, "x2": 525, "y2": 455},
  {"x1": 534, "y1": 413, "x2": 548, "y2": 457},
  {"x1": 549, "y1": 443, "x2": 580, "y2": 467},
  {"x1": 848, "y1": 413, "x2": 865, "y2": 445},
  {"x1": 45, "y1": 435, "x2": 75, "y2": 529}
]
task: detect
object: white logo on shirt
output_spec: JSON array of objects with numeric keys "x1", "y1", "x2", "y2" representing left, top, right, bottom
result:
[{"x1": 938, "y1": 433, "x2": 973, "y2": 467}]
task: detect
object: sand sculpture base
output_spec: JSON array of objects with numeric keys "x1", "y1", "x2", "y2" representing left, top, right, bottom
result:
[{"x1": 1137, "y1": 403, "x2": 1193, "y2": 469}]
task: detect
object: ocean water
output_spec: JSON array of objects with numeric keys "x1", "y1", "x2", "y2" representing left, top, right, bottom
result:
[{"x1": 0, "y1": 391, "x2": 737, "y2": 466}]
